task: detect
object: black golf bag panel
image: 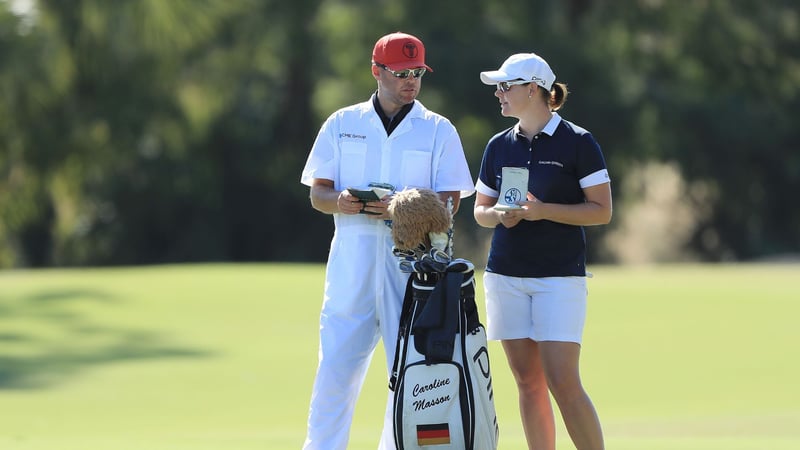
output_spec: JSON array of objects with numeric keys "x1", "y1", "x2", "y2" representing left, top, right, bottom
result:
[{"x1": 390, "y1": 261, "x2": 499, "y2": 450}]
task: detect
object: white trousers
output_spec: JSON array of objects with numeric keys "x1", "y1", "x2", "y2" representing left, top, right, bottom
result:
[{"x1": 303, "y1": 226, "x2": 407, "y2": 450}]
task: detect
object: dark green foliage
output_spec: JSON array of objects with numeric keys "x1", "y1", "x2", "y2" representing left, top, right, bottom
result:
[{"x1": 0, "y1": 0, "x2": 798, "y2": 267}]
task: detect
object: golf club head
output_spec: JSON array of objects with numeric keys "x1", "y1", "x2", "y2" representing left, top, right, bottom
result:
[
  {"x1": 392, "y1": 247, "x2": 416, "y2": 259},
  {"x1": 429, "y1": 248, "x2": 451, "y2": 265},
  {"x1": 420, "y1": 252, "x2": 448, "y2": 273}
]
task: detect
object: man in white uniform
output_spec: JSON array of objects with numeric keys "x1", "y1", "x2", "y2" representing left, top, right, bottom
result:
[{"x1": 300, "y1": 32, "x2": 474, "y2": 449}]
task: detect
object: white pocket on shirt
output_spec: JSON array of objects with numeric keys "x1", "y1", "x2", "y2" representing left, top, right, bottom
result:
[
  {"x1": 340, "y1": 142, "x2": 367, "y2": 187},
  {"x1": 400, "y1": 150, "x2": 432, "y2": 189}
]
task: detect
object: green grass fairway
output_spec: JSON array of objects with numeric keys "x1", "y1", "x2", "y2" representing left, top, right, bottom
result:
[{"x1": 1, "y1": 263, "x2": 798, "y2": 449}]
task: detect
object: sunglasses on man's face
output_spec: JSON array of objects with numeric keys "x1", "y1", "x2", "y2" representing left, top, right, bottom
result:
[
  {"x1": 497, "y1": 80, "x2": 531, "y2": 93},
  {"x1": 376, "y1": 63, "x2": 427, "y2": 79}
]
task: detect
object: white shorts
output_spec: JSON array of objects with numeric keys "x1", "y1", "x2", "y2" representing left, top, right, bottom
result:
[{"x1": 483, "y1": 272, "x2": 588, "y2": 344}]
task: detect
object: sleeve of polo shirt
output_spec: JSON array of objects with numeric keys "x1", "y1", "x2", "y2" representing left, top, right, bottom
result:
[
  {"x1": 300, "y1": 114, "x2": 339, "y2": 187},
  {"x1": 475, "y1": 139, "x2": 500, "y2": 198},
  {"x1": 576, "y1": 133, "x2": 610, "y2": 189}
]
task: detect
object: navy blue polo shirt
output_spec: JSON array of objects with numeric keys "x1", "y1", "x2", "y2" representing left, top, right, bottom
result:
[{"x1": 476, "y1": 113, "x2": 609, "y2": 278}]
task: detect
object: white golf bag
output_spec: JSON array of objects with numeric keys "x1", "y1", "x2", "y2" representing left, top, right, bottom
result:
[{"x1": 389, "y1": 260, "x2": 499, "y2": 450}]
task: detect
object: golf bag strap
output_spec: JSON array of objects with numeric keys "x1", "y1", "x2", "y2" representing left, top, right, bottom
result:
[{"x1": 389, "y1": 274, "x2": 415, "y2": 391}]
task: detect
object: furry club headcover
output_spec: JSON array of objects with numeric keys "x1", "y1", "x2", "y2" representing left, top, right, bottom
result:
[{"x1": 388, "y1": 188, "x2": 451, "y2": 252}]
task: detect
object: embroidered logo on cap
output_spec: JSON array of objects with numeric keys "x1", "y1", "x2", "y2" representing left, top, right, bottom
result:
[{"x1": 403, "y1": 42, "x2": 418, "y2": 59}]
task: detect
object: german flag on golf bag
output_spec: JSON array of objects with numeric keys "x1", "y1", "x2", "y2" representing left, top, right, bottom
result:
[
  {"x1": 416, "y1": 423, "x2": 450, "y2": 446},
  {"x1": 389, "y1": 260, "x2": 499, "y2": 450}
]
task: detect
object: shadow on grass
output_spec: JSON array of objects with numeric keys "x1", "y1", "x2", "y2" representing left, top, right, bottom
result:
[{"x1": 0, "y1": 288, "x2": 214, "y2": 390}]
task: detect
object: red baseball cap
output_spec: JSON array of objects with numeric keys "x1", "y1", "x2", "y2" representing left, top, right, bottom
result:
[{"x1": 372, "y1": 32, "x2": 433, "y2": 72}]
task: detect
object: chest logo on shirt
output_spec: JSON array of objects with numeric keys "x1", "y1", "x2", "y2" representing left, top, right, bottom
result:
[
  {"x1": 538, "y1": 160, "x2": 564, "y2": 167},
  {"x1": 340, "y1": 132, "x2": 367, "y2": 140}
]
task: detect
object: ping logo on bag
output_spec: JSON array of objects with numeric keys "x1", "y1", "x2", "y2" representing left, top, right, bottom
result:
[
  {"x1": 472, "y1": 346, "x2": 494, "y2": 399},
  {"x1": 416, "y1": 423, "x2": 450, "y2": 446}
]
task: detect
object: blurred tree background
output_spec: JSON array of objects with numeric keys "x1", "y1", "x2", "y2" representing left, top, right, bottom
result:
[{"x1": 1, "y1": 0, "x2": 798, "y2": 268}]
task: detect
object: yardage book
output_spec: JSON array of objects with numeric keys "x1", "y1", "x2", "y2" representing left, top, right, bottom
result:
[
  {"x1": 496, "y1": 167, "x2": 528, "y2": 211},
  {"x1": 347, "y1": 183, "x2": 394, "y2": 215},
  {"x1": 346, "y1": 186, "x2": 392, "y2": 202}
]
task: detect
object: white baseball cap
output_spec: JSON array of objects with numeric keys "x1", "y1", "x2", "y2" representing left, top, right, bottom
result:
[{"x1": 480, "y1": 53, "x2": 556, "y2": 90}]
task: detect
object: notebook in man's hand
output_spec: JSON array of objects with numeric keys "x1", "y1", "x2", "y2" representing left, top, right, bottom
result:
[
  {"x1": 347, "y1": 183, "x2": 394, "y2": 215},
  {"x1": 347, "y1": 186, "x2": 393, "y2": 202}
]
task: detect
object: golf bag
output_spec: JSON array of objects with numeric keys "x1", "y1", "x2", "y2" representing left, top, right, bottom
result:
[{"x1": 389, "y1": 260, "x2": 499, "y2": 450}]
